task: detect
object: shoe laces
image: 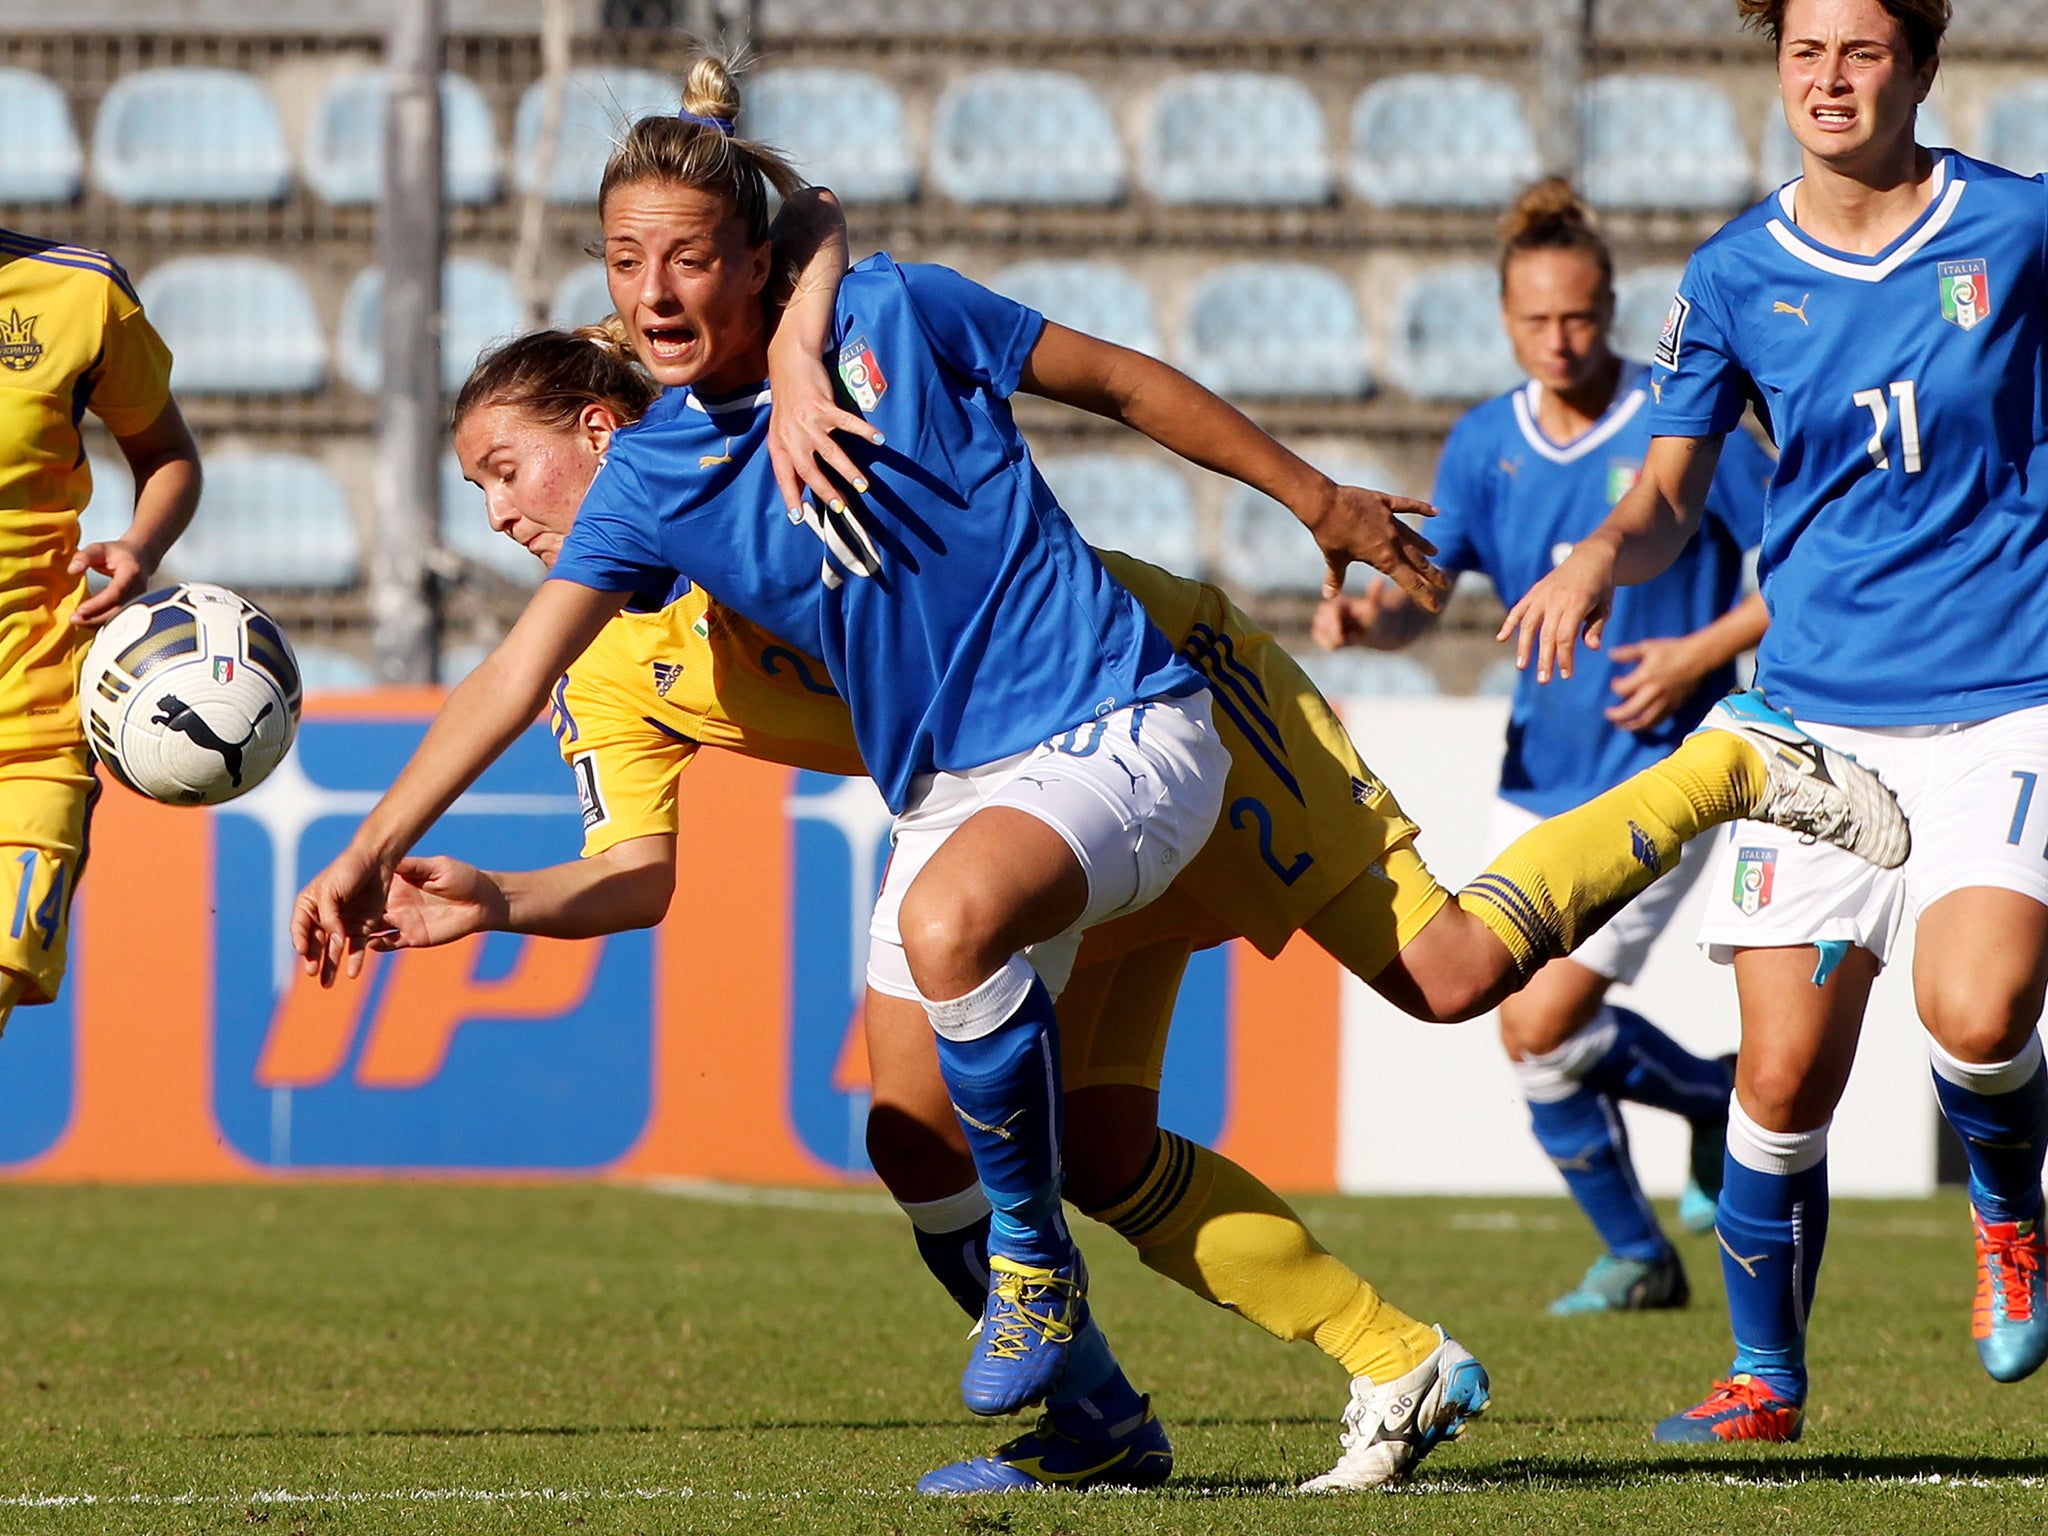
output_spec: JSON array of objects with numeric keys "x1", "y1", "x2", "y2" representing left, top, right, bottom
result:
[
  {"x1": 1982, "y1": 1222, "x2": 2045, "y2": 1322},
  {"x1": 1686, "y1": 1375, "x2": 1779, "y2": 1418},
  {"x1": 983, "y1": 1265, "x2": 1081, "y2": 1361},
  {"x1": 1335, "y1": 1375, "x2": 1406, "y2": 1451}
]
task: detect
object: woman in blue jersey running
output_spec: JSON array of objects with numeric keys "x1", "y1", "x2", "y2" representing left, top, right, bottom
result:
[
  {"x1": 1318, "y1": 179, "x2": 1773, "y2": 1317},
  {"x1": 1507, "y1": 0, "x2": 2048, "y2": 1443}
]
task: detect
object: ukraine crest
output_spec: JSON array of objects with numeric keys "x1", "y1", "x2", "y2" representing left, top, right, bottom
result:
[
  {"x1": 1733, "y1": 845, "x2": 1777, "y2": 916},
  {"x1": 1938, "y1": 259, "x2": 1990, "y2": 331},
  {"x1": 836, "y1": 335, "x2": 887, "y2": 411},
  {"x1": 0, "y1": 309, "x2": 43, "y2": 372}
]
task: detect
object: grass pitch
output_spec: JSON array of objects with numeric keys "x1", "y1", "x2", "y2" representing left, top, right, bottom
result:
[{"x1": 0, "y1": 1184, "x2": 2039, "y2": 1534}]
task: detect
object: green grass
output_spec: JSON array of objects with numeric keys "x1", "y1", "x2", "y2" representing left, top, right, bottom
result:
[{"x1": 0, "y1": 1185, "x2": 2038, "y2": 1534}]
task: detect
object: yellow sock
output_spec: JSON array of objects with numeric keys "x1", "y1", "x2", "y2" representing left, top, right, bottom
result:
[
  {"x1": 1459, "y1": 729, "x2": 1765, "y2": 979},
  {"x1": 1085, "y1": 1131, "x2": 1439, "y2": 1383}
]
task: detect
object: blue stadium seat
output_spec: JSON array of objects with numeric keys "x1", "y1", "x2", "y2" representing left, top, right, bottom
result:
[
  {"x1": 514, "y1": 68, "x2": 677, "y2": 204},
  {"x1": 548, "y1": 264, "x2": 613, "y2": 330},
  {"x1": 1979, "y1": 85, "x2": 2047, "y2": 176},
  {"x1": 1387, "y1": 261, "x2": 1521, "y2": 402},
  {"x1": 1035, "y1": 453, "x2": 1200, "y2": 574},
  {"x1": 1612, "y1": 264, "x2": 1687, "y2": 364},
  {"x1": 167, "y1": 453, "x2": 359, "y2": 590},
  {"x1": 1221, "y1": 452, "x2": 1400, "y2": 595},
  {"x1": 1181, "y1": 263, "x2": 1370, "y2": 398},
  {"x1": 0, "y1": 69, "x2": 82, "y2": 203},
  {"x1": 81, "y1": 455, "x2": 134, "y2": 562},
  {"x1": 1475, "y1": 654, "x2": 1522, "y2": 699},
  {"x1": 1348, "y1": 74, "x2": 1539, "y2": 209},
  {"x1": 91, "y1": 67, "x2": 292, "y2": 204},
  {"x1": 1140, "y1": 71, "x2": 1331, "y2": 206},
  {"x1": 743, "y1": 67, "x2": 915, "y2": 202},
  {"x1": 1580, "y1": 76, "x2": 1750, "y2": 210},
  {"x1": 337, "y1": 258, "x2": 527, "y2": 395},
  {"x1": 1298, "y1": 648, "x2": 1441, "y2": 700},
  {"x1": 303, "y1": 69, "x2": 501, "y2": 207},
  {"x1": 929, "y1": 70, "x2": 1124, "y2": 205},
  {"x1": 136, "y1": 256, "x2": 325, "y2": 394},
  {"x1": 295, "y1": 645, "x2": 377, "y2": 693},
  {"x1": 988, "y1": 260, "x2": 1160, "y2": 356},
  {"x1": 440, "y1": 452, "x2": 543, "y2": 586},
  {"x1": 1760, "y1": 98, "x2": 1956, "y2": 187}
]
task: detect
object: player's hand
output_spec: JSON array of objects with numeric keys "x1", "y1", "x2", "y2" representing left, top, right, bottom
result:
[
  {"x1": 1605, "y1": 634, "x2": 1709, "y2": 733},
  {"x1": 1303, "y1": 482, "x2": 1448, "y2": 610},
  {"x1": 68, "y1": 539, "x2": 153, "y2": 626},
  {"x1": 291, "y1": 845, "x2": 396, "y2": 988},
  {"x1": 1498, "y1": 541, "x2": 1618, "y2": 684},
  {"x1": 369, "y1": 855, "x2": 507, "y2": 951},
  {"x1": 1311, "y1": 584, "x2": 1387, "y2": 652},
  {"x1": 764, "y1": 333, "x2": 884, "y2": 519}
]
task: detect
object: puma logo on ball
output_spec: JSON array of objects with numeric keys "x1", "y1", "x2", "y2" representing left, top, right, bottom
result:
[{"x1": 151, "y1": 694, "x2": 274, "y2": 787}]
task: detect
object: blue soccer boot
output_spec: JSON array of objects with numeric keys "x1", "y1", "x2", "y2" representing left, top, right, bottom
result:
[
  {"x1": 1550, "y1": 1250, "x2": 1690, "y2": 1315},
  {"x1": 1973, "y1": 1207, "x2": 2048, "y2": 1383},
  {"x1": 918, "y1": 1396, "x2": 1173, "y2": 1494},
  {"x1": 1653, "y1": 1374, "x2": 1803, "y2": 1443},
  {"x1": 961, "y1": 1250, "x2": 1086, "y2": 1417}
]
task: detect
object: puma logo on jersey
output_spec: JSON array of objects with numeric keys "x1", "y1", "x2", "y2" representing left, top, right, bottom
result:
[
  {"x1": 1773, "y1": 294, "x2": 1811, "y2": 326},
  {"x1": 699, "y1": 437, "x2": 733, "y2": 469}
]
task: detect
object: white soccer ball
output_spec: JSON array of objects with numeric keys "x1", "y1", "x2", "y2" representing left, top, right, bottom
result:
[{"x1": 79, "y1": 581, "x2": 301, "y2": 806}]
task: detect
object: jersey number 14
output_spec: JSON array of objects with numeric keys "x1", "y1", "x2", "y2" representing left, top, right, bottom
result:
[{"x1": 1852, "y1": 379, "x2": 1922, "y2": 474}]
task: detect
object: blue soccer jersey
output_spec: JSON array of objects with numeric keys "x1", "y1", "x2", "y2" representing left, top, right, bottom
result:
[
  {"x1": 1432, "y1": 361, "x2": 1772, "y2": 816},
  {"x1": 549, "y1": 254, "x2": 1198, "y2": 812},
  {"x1": 1650, "y1": 153, "x2": 2048, "y2": 726}
]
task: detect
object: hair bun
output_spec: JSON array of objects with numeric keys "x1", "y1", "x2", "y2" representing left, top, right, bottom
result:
[
  {"x1": 681, "y1": 49, "x2": 744, "y2": 125},
  {"x1": 1499, "y1": 176, "x2": 1598, "y2": 249},
  {"x1": 573, "y1": 315, "x2": 638, "y2": 365}
]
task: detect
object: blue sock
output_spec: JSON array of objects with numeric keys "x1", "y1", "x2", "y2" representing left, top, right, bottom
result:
[
  {"x1": 1930, "y1": 1037, "x2": 2048, "y2": 1226},
  {"x1": 1524, "y1": 1085, "x2": 1669, "y2": 1263},
  {"x1": 1580, "y1": 1006, "x2": 1735, "y2": 1124},
  {"x1": 901, "y1": 1189, "x2": 993, "y2": 1321},
  {"x1": 1719, "y1": 1107, "x2": 1828, "y2": 1402},
  {"x1": 926, "y1": 960, "x2": 1071, "y2": 1268},
  {"x1": 1047, "y1": 1308, "x2": 1146, "y2": 1431}
]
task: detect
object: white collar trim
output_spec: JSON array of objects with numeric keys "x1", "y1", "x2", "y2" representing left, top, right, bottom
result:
[
  {"x1": 1512, "y1": 372, "x2": 1648, "y2": 464},
  {"x1": 686, "y1": 384, "x2": 773, "y2": 417},
  {"x1": 1766, "y1": 157, "x2": 1961, "y2": 282}
]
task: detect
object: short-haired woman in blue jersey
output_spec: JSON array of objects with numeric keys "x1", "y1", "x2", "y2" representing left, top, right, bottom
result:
[
  {"x1": 1508, "y1": 0, "x2": 2048, "y2": 1443},
  {"x1": 1318, "y1": 179, "x2": 1774, "y2": 1317}
]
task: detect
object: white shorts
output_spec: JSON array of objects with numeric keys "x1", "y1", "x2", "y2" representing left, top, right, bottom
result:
[
  {"x1": 1698, "y1": 701, "x2": 2048, "y2": 968},
  {"x1": 866, "y1": 692, "x2": 1227, "y2": 1001},
  {"x1": 1489, "y1": 793, "x2": 1711, "y2": 985}
]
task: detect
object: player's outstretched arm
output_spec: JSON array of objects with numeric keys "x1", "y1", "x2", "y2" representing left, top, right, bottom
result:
[
  {"x1": 72, "y1": 399, "x2": 202, "y2": 625},
  {"x1": 1498, "y1": 432, "x2": 1724, "y2": 684},
  {"x1": 291, "y1": 579, "x2": 628, "y2": 985},
  {"x1": 1604, "y1": 589, "x2": 1769, "y2": 732},
  {"x1": 372, "y1": 835, "x2": 678, "y2": 949},
  {"x1": 1017, "y1": 323, "x2": 1448, "y2": 609}
]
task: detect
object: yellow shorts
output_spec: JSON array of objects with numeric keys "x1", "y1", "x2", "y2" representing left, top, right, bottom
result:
[{"x1": 0, "y1": 742, "x2": 96, "y2": 1006}]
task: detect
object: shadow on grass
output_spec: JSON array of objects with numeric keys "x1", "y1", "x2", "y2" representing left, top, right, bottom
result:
[
  {"x1": 1425, "y1": 1451, "x2": 2048, "y2": 1488},
  {"x1": 193, "y1": 1411, "x2": 1352, "y2": 1443}
]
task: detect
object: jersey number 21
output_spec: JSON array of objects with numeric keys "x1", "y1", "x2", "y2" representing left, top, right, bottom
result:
[{"x1": 1852, "y1": 379, "x2": 1922, "y2": 473}]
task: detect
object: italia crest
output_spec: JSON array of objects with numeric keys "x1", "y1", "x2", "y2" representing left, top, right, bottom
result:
[
  {"x1": 211, "y1": 657, "x2": 235, "y2": 685},
  {"x1": 0, "y1": 308, "x2": 43, "y2": 371},
  {"x1": 1938, "y1": 259, "x2": 1990, "y2": 331},
  {"x1": 1733, "y1": 845, "x2": 1776, "y2": 915},
  {"x1": 1607, "y1": 460, "x2": 1640, "y2": 507},
  {"x1": 836, "y1": 335, "x2": 887, "y2": 411}
]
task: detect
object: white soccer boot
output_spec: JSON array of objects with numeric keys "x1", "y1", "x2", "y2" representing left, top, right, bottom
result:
[
  {"x1": 1695, "y1": 689, "x2": 1909, "y2": 869},
  {"x1": 1297, "y1": 1328, "x2": 1490, "y2": 1493}
]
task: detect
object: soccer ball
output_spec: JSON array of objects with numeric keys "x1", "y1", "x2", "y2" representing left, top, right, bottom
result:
[{"x1": 79, "y1": 582, "x2": 301, "y2": 806}]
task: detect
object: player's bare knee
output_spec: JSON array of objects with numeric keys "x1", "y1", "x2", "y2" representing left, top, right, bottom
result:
[
  {"x1": 1926, "y1": 993, "x2": 2042, "y2": 1067},
  {"x1": 898, "y1": 888, "x2": 1004, "y2": 1001}
]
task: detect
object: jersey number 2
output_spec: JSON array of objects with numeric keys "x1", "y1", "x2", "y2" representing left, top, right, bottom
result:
[
  {"x1": 1229, "y1": 796, "x2": 1313, "y2": 887},
  {"x1": 1851, "y1": 379, "x2": 1921, "y2": 473}
]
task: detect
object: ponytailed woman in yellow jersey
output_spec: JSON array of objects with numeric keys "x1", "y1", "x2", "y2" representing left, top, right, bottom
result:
[{"x1": 0, "y1": 231, "x2": 199, "y2": 1030}]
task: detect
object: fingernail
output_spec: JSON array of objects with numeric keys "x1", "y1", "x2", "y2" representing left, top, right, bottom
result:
[
  {"x1": 871, "y1": 432, "x2": 885, "y2": 444},
  {"x1": 829, "y1": 499, "x2": 845, "y2": 514},
  {"x1": 853, "y1": 479, "x2": 869, "y2": 494}
]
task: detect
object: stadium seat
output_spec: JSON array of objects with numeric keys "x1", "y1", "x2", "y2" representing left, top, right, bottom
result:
[
  {"x1": 1298, "y1": 648, "x2": 1441, "y2": 699},
  {"x1": 80, "y1": 455, "x2": 134, "y2": 559},
  {"x1": 1386, "y1": 261, "x2": 1521, "y2": 402},
  {"x1": 167, "y1": 453, "x2": 359, "y2": 589},
  {"x1": 548, "y1": 264, "x2": 614, "y2": 330},
  {"x1": 440, "y1": 451, "x2": 543, "y2": 586},
  {"x1": 928, "y1": 69, "x2": 1124, "y2": 205},
  {"x1": 743, "y1": 67, "x2": 915, "y2": 202},
  {"x1": 136, "y1": 256, "x2": 325, "y2": 394},
  {"x1": 1348, "y1": 74, "x2": 1540, "y2": 209},
  {"x1": 988, "y1": 260, "x2": 1160, "y2": 356},
  {"x1": 1035, "y1": 453, "x2": 1200, "y2": 575},
  {"x1": 1181, "y1": 262, "x2": 1370, "y2": 398},
  {"x1": 91, "y1": 67, "x2": 292, "y2": 204},
  {"x1": 1760, "y1": 98, "x2": 1956, "y2": 186},
  {"x1": 1580, "y1": 76, "x2": 1750, "y2": 211},
  {"x1": 1475, "y1": 654, "x2": 1522, "y2": 698},
  {"x1": 1979, "y1": 85, "x2": 2048, "y2": 176},
  {"x1": 1612, "y1": 264, "x2": 1687, "y2": 364},
  {"x1": 1220, "y1": 451, "x2": 1401, "y2": 595},
  {"x1": 0, "y1": 69, "x2": 82, "y2": 203},
  {"x1": 514, "y1": 68, "x2": 677, "y2": 204},
  {"x1": 1139, "y1": 71, "x2": 1331, "y2": 205},
  {"x1": 294, "y1": 644, "x2": 377, "y2": 692},
  {"x1": 303, "y1": 69, "x2": 501, "y2": 207},
  {"x1": 337, "y1": 258, "x2": 527, "y2": 395}
]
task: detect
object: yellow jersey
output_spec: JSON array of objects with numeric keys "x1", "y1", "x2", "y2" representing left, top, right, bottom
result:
[
  {"x1": 0, "y1": 231, "x2": 173, "y2": 749},
  {"x1": 553, "y1": 551, "x2": 1416, "y2": 959}
]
